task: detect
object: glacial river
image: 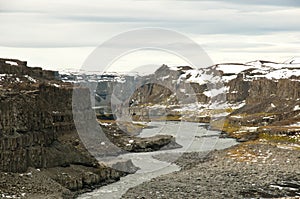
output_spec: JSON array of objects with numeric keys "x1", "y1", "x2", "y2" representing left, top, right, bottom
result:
[{"x1": 78, "y1": 121, "x2": 237, "y2": 199}]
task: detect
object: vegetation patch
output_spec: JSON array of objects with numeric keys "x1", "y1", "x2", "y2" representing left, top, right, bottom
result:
[
  {"x1": 226, "y1": 143, "x2": 259, "y2": 162},
  {"x1": 150, "y1": 114, "x2": 182, "y2": 121},
  {"x1": 259, "y1": 133, "x2": 299, "y2": 143},
  {"x1": 211, "y1": 119, "x2": 241, "y2": 134}
]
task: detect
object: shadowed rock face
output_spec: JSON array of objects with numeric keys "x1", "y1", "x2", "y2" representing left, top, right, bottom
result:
[
  {"x1": 131, "y1": 63, "x2": 299, "y2": 122},
  {"x1": 0, "y1": 58, "x2": 182, "y2": 198},
  {"x1": 129, "y1": 64, "x2": 300, "y2": 107},
  {"x1": 0, "y1": 62, "x2": 86, "y2": 172},
  {"x1": 0, "y1": 58, "x2": 130, "y2": 197},
  {"x1": 68, "y1": 61, "x2": 300, "y2": 135}
]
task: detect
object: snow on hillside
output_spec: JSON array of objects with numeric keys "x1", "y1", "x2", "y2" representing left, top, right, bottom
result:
[
  {"x1": 183, "y1": 60, "x2": 300, "y2": 83},
  {"x1": 5, "y1": 61, "x2": 18, "y2": 66},
  {"x1": 59, "y1": 58, "x2": 300, "y2": 85},
  {"x1": 265, "y1": 68, "x2": 300, "y2": 80},
  {"x1": 215, "y1": 63, "x2": 253, "y2": 74},
  {"x1": 172, "y1": 67, "x2": 222, "y2": 85}
]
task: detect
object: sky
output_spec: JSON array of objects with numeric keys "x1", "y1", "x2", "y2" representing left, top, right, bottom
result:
[{"x1": 1, "y1": 0, "x2": 300, "y2": 72}]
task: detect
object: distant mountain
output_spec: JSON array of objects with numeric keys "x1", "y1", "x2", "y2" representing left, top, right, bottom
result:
[
  {"x1": 56, "y1": 58, "x2": 300, "y2": 142},
  {"x1": 125, "y1": 59, "x2": 300, "y2": 142}
]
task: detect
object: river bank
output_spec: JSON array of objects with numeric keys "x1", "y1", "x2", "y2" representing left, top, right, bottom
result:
[
  {"x1": 78, "y1": 121, "x2": 238, "y2": 198},
  {"x1": 122, "y1": 141, "x2": 300, "y2": 198}
]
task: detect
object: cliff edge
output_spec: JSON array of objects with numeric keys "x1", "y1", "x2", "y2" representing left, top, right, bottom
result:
[{"x1": 0, "y1": 58, "x2": 128, "y2": 198}]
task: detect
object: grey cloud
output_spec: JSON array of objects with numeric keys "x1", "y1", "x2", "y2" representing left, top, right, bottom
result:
[
  {"x1": 0, "y1": 0, "x2": 299, "y2": 50},
  {"x1": 173, "y1": 0, "x2": 300, "y2": 7},
  {"x1": 212, "y1": 0, "x2": 300, "y2": 7},
  {"x1": 0, "y1": 9, "x2": 44, "y2": 14}
]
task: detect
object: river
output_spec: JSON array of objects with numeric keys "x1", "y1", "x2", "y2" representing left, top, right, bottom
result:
[{"x1": 78, "y1": 121, "x2": 237, "y2": 199}]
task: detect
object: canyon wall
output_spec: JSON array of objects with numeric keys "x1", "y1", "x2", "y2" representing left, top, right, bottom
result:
[{"x1": 0, "y1": 58, "x2": 127, "y2": 197}]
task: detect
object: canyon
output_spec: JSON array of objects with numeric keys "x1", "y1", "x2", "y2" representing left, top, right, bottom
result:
[{"x1": 1, "y1": 57, "x2": 300, "y2": 198}]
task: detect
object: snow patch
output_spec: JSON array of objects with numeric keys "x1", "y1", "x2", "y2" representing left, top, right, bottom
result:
[
  {"x1": 265, "y1": 68, "x2": 300, "y2": 80},
  {"x1": 240, "y1": 126, "x2": 259, "y2": 132},
  {"x1": 203, "y1": 87, "x2": 226, "y2": 98},
  {"x1": 230, "y1": 115, "x2": 243, "y2": 119},
  {"x1": 128, "y1": 140, "x2": 134, "y2": 144},
  {"x1": 52, "y1": 83, "x2": 60, "y2": 88},
  {"x1": 287, "y1": 122, "x2": 300, "y2": 127},
  {"x1": 168, "y1": 66, "x2": 180, "y2": 71},
  {"x1": 222, "y1": 75, "x2": 237, "y2": 82},
  {"x1": 5, "y1": 61, "x2": 18, "y2": 66},
  {"x1": 216, "y1": 64, "x2": 253, "y2": 74},
  {"x1": 184, "y1": 70, "x2": 205, "y2": 84},
  {"x1": 180, "y1": 88, "x2": 185, "y2": 93},
  {"x1": 294, "y1": 105, "x2": 300, "y2": 111},
  {"x1": 160, "y1": 75, "x2": 169, "y2": 80},
  {"x1": 24, "y1": 75, "x2": 37, "y2": 83}
]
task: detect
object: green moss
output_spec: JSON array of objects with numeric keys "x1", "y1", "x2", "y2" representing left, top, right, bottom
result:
[
  {"x1": 233, "y1": 112, "x2": 278, "y2": 118},
  {"x1": 211, "y1": 119, "x2": 241, "y2": 133},
  {"x1": 225, "y1": 107, "x2": 234, "y2": 113},
  {"x1": 155, "y1": 115, "x2": 182, "y2": 121},
  {"x1": 259, "y1": 133, "x2": 299, "y2": 143}
]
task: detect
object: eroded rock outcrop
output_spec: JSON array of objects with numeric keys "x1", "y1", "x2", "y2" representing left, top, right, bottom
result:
[{"x1": 0, "y1": 58, "x2": 128, "y2": 198}]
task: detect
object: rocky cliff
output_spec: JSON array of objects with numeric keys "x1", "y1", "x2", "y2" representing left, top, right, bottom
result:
[
  {"x1": 125, "y1": 59, "x2": 300, "y2": 142},
  {"x1": 0, "y1": 58, "x2": 129, "y2": 198},
  {"x1": 61, "y1": 58, "x2": 300, "y2": 141}
]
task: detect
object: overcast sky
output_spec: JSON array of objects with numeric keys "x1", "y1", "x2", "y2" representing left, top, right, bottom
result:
[{"x1": 0, "y1": 0, "x2": 300, "y2": 72}]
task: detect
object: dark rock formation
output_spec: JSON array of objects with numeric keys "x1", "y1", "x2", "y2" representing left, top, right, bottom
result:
[
  {"x1": 0, "y1": 58, "x2": 58, "y2": 80},
  {"x1": 226, "y1": 75, "x2": 250, "y2": 103},
  {"x1": 0, "y1": 58, "x2": 129, "y2": 198},
  {"x1": 101, "y1": 123, "x2": 182, "y2": 153}
]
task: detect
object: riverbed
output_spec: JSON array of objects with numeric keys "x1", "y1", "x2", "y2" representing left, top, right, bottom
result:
[{"x1": 78, "y1": 121, "x2": 237, "y2": 199}]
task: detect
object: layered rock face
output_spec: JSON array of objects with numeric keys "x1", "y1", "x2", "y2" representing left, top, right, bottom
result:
[
  {"x1": 226, "y1": 77, "x2": 300, "y2": 133},
  {"x1": 0, "y1": 58, "x2": 58, "y2": 80},
  {"x1": 60, "y1": 58, "x2": 300, "y2": 142},
  {"x1": 129, "y1": 65, "x2": 210, "y2": 106},
  {"x1": 0, "y1": 58, "x2": 127, "y2": 197},
  {"x1": 69, "y1": 59, "x2": 299, "y2": 130},
  {"x1": 115, "y1": 60, "x2": 300, "y2": 140},
  {"x1": 129, "y1": 62, "x2": 300, "y2": 106},
  {"x1": 0, "y1": 59, "x2": 80, "y2": 172}
]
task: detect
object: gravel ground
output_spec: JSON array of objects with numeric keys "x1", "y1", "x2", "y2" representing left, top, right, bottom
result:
[
  {"x1": 0, "y1": 167, "x2": 72, "y2": 199},
  {"x1": 122, "y1": 142, "x2": 300, "y2": 199}
]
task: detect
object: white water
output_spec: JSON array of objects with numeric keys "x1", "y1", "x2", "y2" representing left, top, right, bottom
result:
[{"x1": 78, "y1": 121, "x2": 237, "y2": 199}]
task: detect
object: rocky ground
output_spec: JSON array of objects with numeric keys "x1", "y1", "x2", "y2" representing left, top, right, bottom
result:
[
  {"x1": 122, "y1": 141, "x2": 300, "y2": 199},
  {"x1": 0, "y1": 122, "x2": 179, "y2": 199},
  {"x1": 0, "y1": 167, "x2": 71, "y2": 199}
]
